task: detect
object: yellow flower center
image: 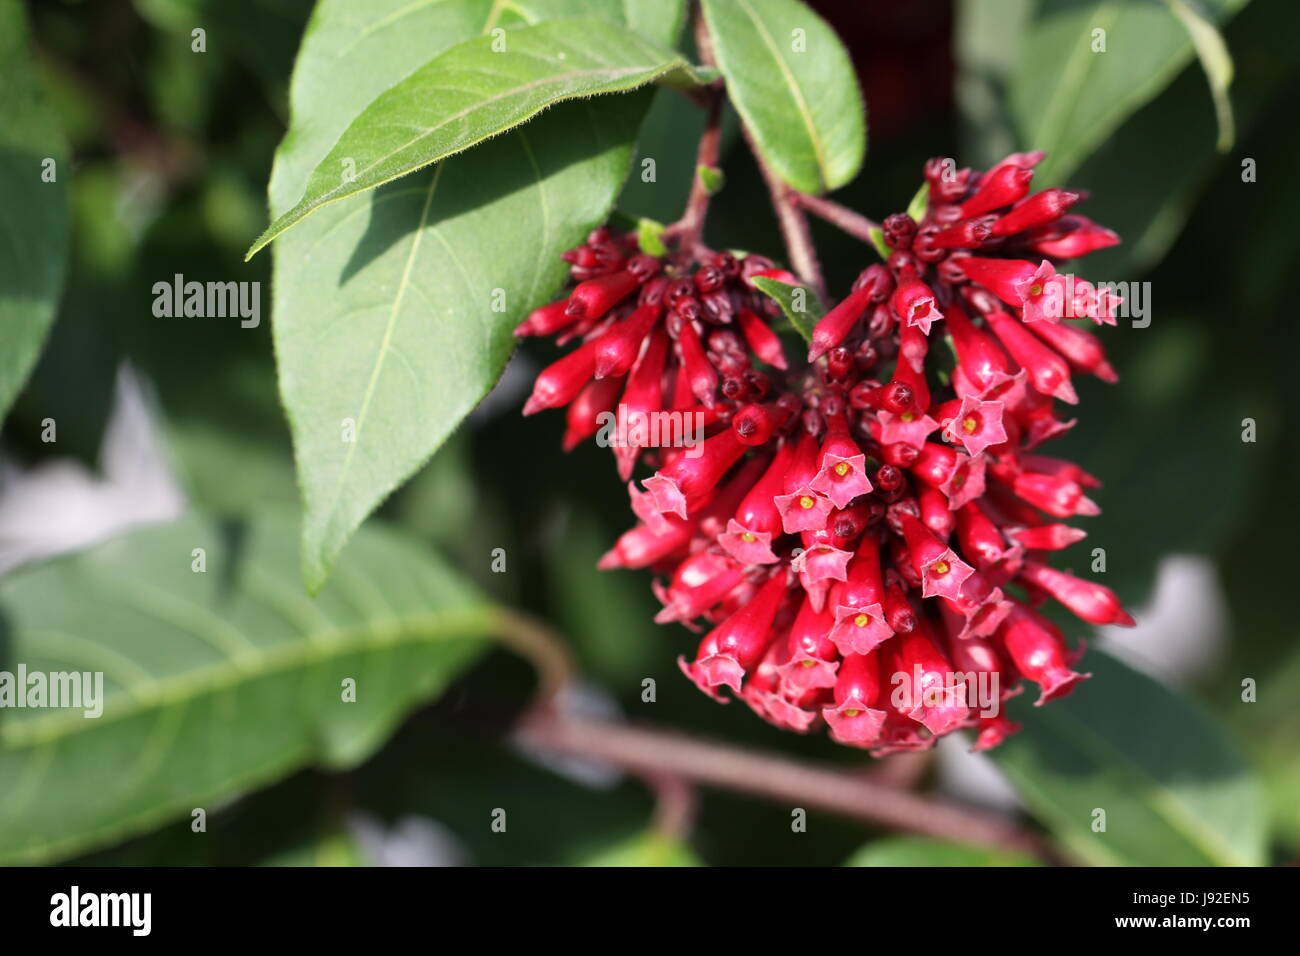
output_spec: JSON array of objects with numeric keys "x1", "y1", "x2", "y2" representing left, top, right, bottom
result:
[
  {"x1": 854, "y1": 613, "x2": 870, "y2": 628},
  {"x1": 1029, "y1": 283, "x2": 1042, "y2": 296},
  {"x1": 933, "y1": 560, "x2": 950, "y2": 575},
  {"x1": 799, "y1": 495, "x2": 815, "y2": 510},
  {"x1": 741, "y1": 531, "x2": 756, "y2": 542},
  {"x1": 834, "y1": 461, "x2": 850, "y2": 477},
  {"x1": 843, "y1": 709, "x2": 861, "y2": 718},
  {"x1": 963, "y1": 416, "x2": 978, "y2": 433}
]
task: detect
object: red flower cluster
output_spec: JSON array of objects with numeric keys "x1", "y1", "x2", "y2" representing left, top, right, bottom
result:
[{"x1": 518, "y1": 152, "x2": 1133, "y2": 754}]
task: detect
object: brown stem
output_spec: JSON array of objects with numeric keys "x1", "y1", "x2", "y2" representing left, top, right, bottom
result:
[
  {"x1": 517, "y1": 710, "x2": 1058, "y2": 862},
  {"x1": 492, "y1": 609, "x2": 574, "y2": 706},
  {"x1": 794, "y1": 192, "x2": 882, "y2": 246},
  {"x1": 648, "y1": 772, "x2": 697, "y2": 841},
  {"x1": 665, "y1": 90, "x2": 723, "y2": 259},
  {"x1": 746, "y1": 133, "x2": 827, "y2": 301}
]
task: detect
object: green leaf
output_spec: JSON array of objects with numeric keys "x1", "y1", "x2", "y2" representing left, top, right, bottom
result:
[
  {"x1": 905, "y1": 181, "x2": 928, "y2": 222},
  {"x1": 991, "y1": 650, "x2": 1266, "y2": 867},
  {"x1": 867, "y1": 226, "x2": 889, "y2": 261},
  {"x1": 750, "y1": 275, "x2": 823, "y2": 342},
  {"x1": 697, "y1": 163, "x2": 726, "y2": 195},
  {"x1": 0, "y1": 0, "x2": 70, "y2": 425},
  {"x1": 955, "y1": 0, "x2": 1035, "y2": 168},
  {"x1": 0, "y1": 511, "x2": 494, "y2": 865},
  {"x1": 269, "y1": 0, "x2": 663, "y2": 591},
  {"x1": 1008, "y1": 0, "x2": 1248, "y2": 184},
  {"x1": 844, "y1": 835, "x2": 1039, "y2": 867},
  {"x1": 702, "y1": 0, "x2": 864, "y2": 194},
  {"x1": 1039, "y1": 0, "x2": 1290, "y2": 278},
  {"x1": 637, "y1": 217, "x2": 668, "y2": 256},
  {"x1": 248, "y1": 17, "x2": 701, "y2": 256},
  {"x1": 1163, "y1": 0, "x2": 1235, "y2": 150},
  {"x1": 580, "y1": 831, "x2": 701, "y2": 867}
]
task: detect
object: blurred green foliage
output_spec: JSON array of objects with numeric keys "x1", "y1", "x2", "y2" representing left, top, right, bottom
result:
[{"x1": 1, "y1": 0, "x2": 1295, "y2": 865}]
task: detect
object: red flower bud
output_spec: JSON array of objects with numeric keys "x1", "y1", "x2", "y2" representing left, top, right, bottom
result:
[
  {"x1": 1017, "y1": 561, "x2": 1135, "y2": 627},
  {"x1": 565, "y1": 269, "x2": 640, "y2": 320}
]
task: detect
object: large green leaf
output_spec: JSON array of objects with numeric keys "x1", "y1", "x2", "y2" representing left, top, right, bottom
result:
[
  {"x1": 1008, "y1": 0, "x2": 1247, "y2": 185},
  {"x1": 0, "y1": 0, "x2": 69, "y2": 425},
  {"x1": 0, "y1": 512, "x2": 494, "y2": 864},
  {"x1": 844, "y1": 835, "x2": 1039, "y2": 867},
  {"x1": 1061, "y1": 0, "x2": 1291, "y2": 277},
  {"x1": 702, "y1": 0, "x2": 864, "y2": 194},
  {"x1": 249, "y1": 17, "x2": 700, "y2": 255},
  {"x1": 268, "y1": 0, "x2": 673, "y2": 591},
  {"x1": 991, "y1": 650, "x2": 1265, "y2": 867}
]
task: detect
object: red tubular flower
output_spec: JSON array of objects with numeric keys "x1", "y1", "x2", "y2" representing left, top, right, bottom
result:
[
  {"x1": 653, "y1": 551, "x2": 746, "y2": 626},
  {"x1": 520, "y1": 149, "x2": 1131, "y2": 752},
  {"x1": 1025, "y1": 215, "x2": 1120, "y2": 258},
  {"x1": 999, "y1": 603, "x2": 1090, "y2": 703},
  {"x1": 742, "y1": 637, "x2": 824, "y2": 732},
  {"x1": 614, "y1": 325, "x2": 670, "y2": 479},
  {"x1": 718, "y1": 441, "x2": 794, "y2": 565},
  {"x1": 883, "y1": 575, "x2": 918, "y2": 633},
  {"x1": 807, "y1": 273, "x2": 878, "y2": 361},
  {"x1": 774, "y1": 431, "x2": 834, "y2": 534},
  {"x1": 1011, "y1": 523, "x2": 1087, "y2": 550},
  {"x1": 736, "y1": 308, "x2": 788, "y2": 370},
  {"x1": 822, "y1": 651, "x2": 887, "y2": 747},
  {"x1": 971, "y1": 712, "x2": 1023, "y2": 751},
  {"x1": 827, "y1": 537, "x2": 892, "y2": 656},
  {"x1": 776, "y1": 595, "x2": 841, "y2": 692},
  {"x1": 890, "y1": 267, "x2": 944, "y2": 335},
  {"x1": 885, "y1": 624, "x2": 970, "y2": 737},
  {"x1": 1028, "y1": 318, "x2": 1118, "y2": 383},
  {"x1": 919, "y1": 484, "x2": 956, "y2": 539},
  {"x1": 593, "y1": 304, "x2": 660, "y2": 379},
  {"x1": 956, "y1": 501, "x2": 1017, "y2": 570},
  {"x1": 1004, "y1": 468, "x2": 1099, "y2": 519},
  {"x1": 983, "y1": 308, "x2": 1078, "y2": 404},
  {"x1": 515, "y1": 299, "x2": 575, "y2": 338},
  {"x1": 563, "y1": 375, "x2": 623, "y2": 451},
  {"x1": 924, "y1": 217, "x2": 993, "y2": 251},
  {"x1": 957, "y1": 162, "x2": 1034, "y2": 217},
  {"x1": 938, "y1": 395, "x2": 1007, "y2": 457},
  {"x1": 598, "y1": 516, "x2": 692, "y2": 570},
  {"x1": 564, "y1": 269, "x2": 640, "y2": 320},
  {"x1": 1018, "y1": 561, "x2": 1136, "y2": 627},
  {"x1": 680, "y1": 569, "x2": 790, "y2": 698},
  {"x1": 522, "y1": 337, "x2": 600, "y2": 416},
  {"x1": 675, "y1": 315, "x2": 719, "y2": 408},
  {"x1": 899, "y1": 513, "x2": 975, "y2": 602},
  {"x1": 732, "y1": 402, "x2": 789, "y2": 447},
  {"x1": 809, "y1": 407, "x2": 872, "y2": 509},
  {"x1": 641, "y1": 429, "x2": 746, "y2": 520},
  {"x1": 989, "y1": 188, "x2": 1081, "y2": 237}
]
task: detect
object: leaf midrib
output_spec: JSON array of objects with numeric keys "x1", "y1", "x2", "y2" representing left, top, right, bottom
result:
[
  {"x1": 732, "y1": 0, "x2": 831, "y2": 190},
  {"x1": 252, "y1": 33, "x2": 692, "y2": 256},
  {"x1": 0, "y1": 604, "x2": 494, "y2": 748}
]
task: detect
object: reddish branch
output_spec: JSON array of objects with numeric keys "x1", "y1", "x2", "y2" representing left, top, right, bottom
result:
[
  {"x1": 665, "y1": 90, "x2": 723, "y2": 259},
  {"x1": 793, "y1": 192, "x2": 882, "y2": 246},
  {"x1": 747, "y1": 130, "x2": 827, "y2": 302},
  {"x1": 517, "y1": 709, "x2": 1056, "y2": 861}
]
